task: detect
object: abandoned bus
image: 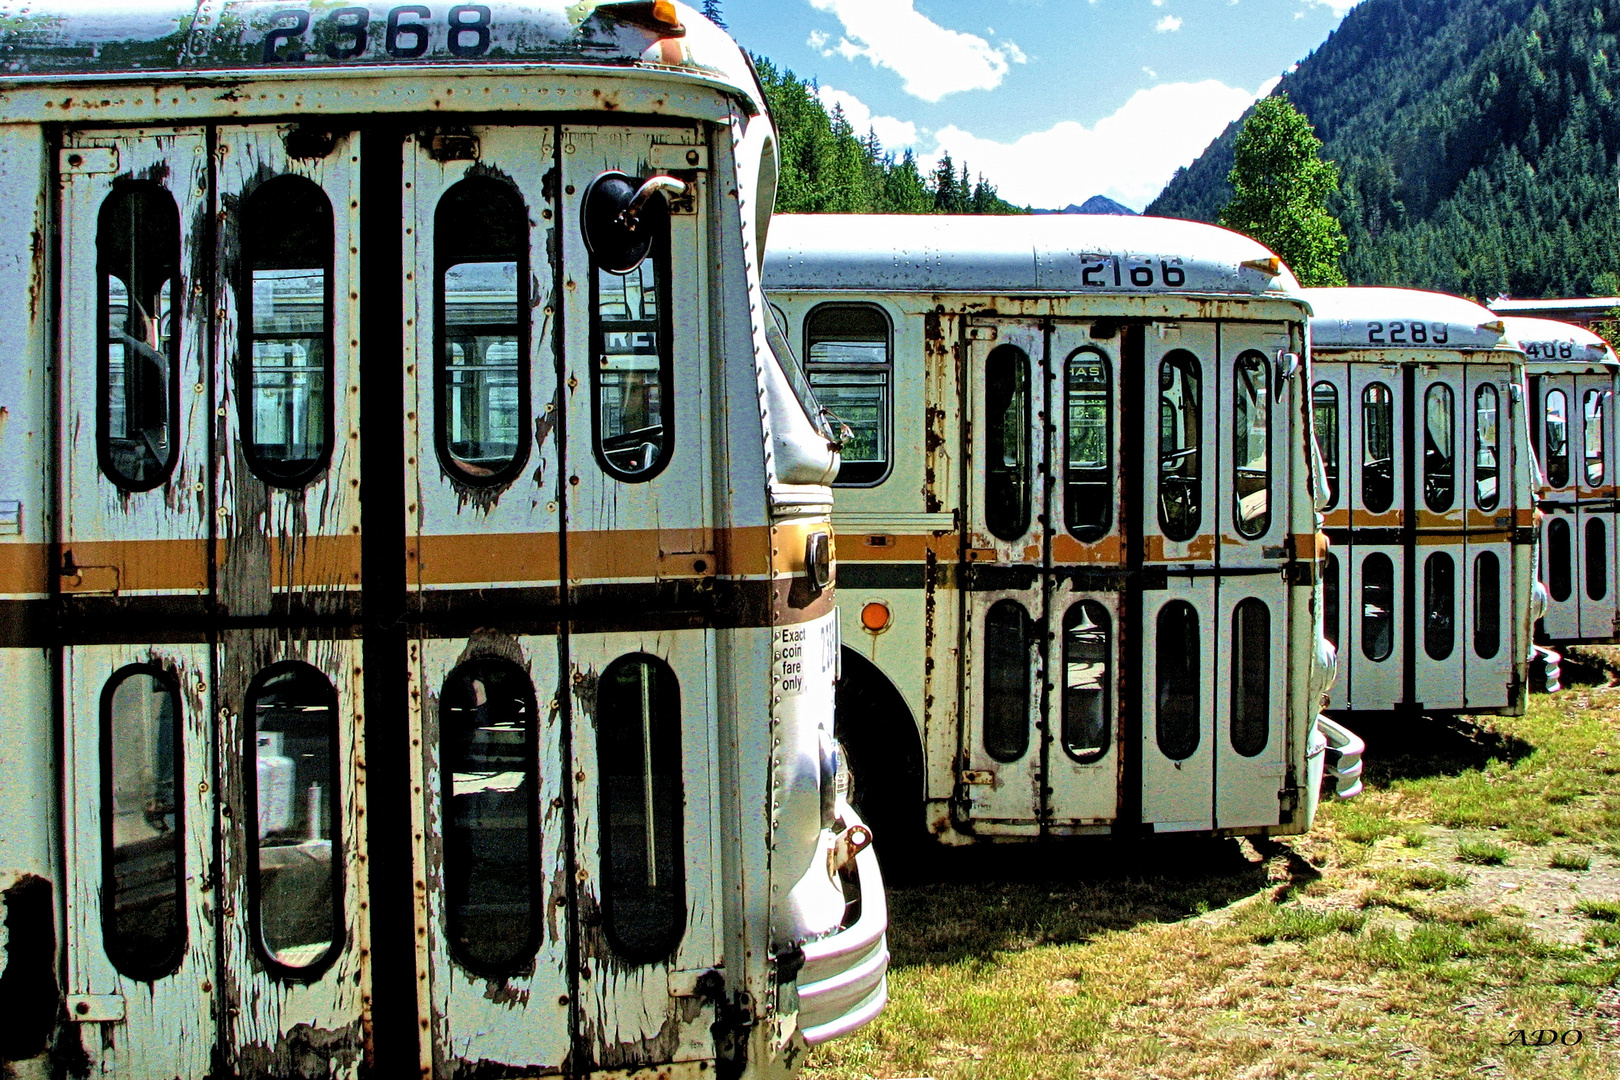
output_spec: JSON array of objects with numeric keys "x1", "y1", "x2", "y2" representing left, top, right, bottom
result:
[
  {"x1": 763, "y1": 213, "x2": 1359, "y2": 849},
  {"x1": 1306, "y1": 288, "x2": 1538, "y2": 717},
  {"x1": 0, "y1": 4, "x2": 887, "y2": 1078},
  {"x1": 1503, "y1": 316, "x2": 1620, "y2": 644}
]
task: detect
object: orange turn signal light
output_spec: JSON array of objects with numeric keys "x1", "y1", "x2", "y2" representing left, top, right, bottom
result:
[
  {"x1": 860, "y1": 601, "x2": 891, "y2": 634},
  {"x1": 596, "y1": 1, "x2": 687, "y2": 36}
]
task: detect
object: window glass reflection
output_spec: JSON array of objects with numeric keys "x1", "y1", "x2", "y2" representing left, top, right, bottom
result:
[
  {"x1": 1060, "y1": 601, "x2": 1111, "y2": 762},
  {"x1": 1546, "y1": 389, "x2": 1570, "y2": 488},
  {"x1": 1362, "y1": 383, "x2": 1395, "y2": 513},
  {"x1": 806, "y1": 304, "x2": 890, "y2": 485},
  {"x1": 1424, "y1": 552, "x2": 1456, "y2": 661},
  {"x1": 1584, "y1": 388, "x2": 1605, "y2": 487},
  {"x1": 1155, "y1": 601, "x2": 1200, "y2": 761},
  {"x1": 1065, "y1": 349, "x2": 1112, "y2": 539},
  {"x1": 1423, "y1": 383, "x2": 1455, "y2": 512},
  {"x1": 985, "y1": 345, "x2": 1031, "y2": 541},
  {"x1": 1159, "y1": 351, "x2": 1202, "y2": 541},
  {"x1": 1361, "y1": 553, "x2": 1395, "y2": 661},
  {"x1": 1233, "y1": 351, "x2": 1270, "y2": 537},
  {"x1": 1474, "y1": 384, "x2": 1500, "y2": 511},
  {"x1": 1313, "y1": 381, "x2": 1339, "y2": 510},
  {"x1": 983, "y1": 600, "x2": 1030, "y2": 764}
]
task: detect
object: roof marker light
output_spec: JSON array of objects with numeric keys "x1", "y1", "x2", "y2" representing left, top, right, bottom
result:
[
  {"x1": 596, "y1": 0, "x2": 687, "y2": 36},
  {"x1": 1241, "y1": 256, "x2": 1282, "y2": 276},
  {"x1": 1479, "y1": 319, "x2": 1506, "y2": 334}
]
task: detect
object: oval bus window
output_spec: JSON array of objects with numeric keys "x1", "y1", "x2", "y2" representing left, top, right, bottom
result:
[
  {"x1": 102, "y1": 665, "x2": 185, "y2": 980},
  {"x1": 985, "y1": 344, "x2": 1031, "y2": 541},
  {"x1": 598, "y1": 653, "x2": 686, "y2": 965},
  {"x1": 1548, "y1": 517, "x2": 1572, "y2": 603},
  {"x1": 1313, "y1": 381, "x2": 1339, "y2": 511},
  {"x1": 1545, "y1": 389, "x2": 1570, "y2": 488},
  {"x1": 1158, "y1": 351, "x2": 1203, "y2": 541},
  {"x1": 1423, "y1": 552, "x2": 1456, "y2": 661},
  {"x1": 983, "y1": 600, "x2": 1030, "y2": 763},
  {"x1": 245, "y1": 662, "x2": 342, "y2": 977},
  {"x1": 1060, "y1": 601, "x2": 1111, "y2": 763},
  {"x1": 1323, "y1": 552, "x2": 1341, "y2": 650},
  {"x1": 1587, "y1": 517, "x2": 1608, "y2": 601},
  {"x1": 436, "y1": 178, "x2": 530, "y2": 486},
  {"x1": 99, "y1": 181, "x2": 181, "y2": 491},
  {"x1": 239, "y1": 175, "x2": 334, "y2": 487},
  {"x1": 1474, "y1": 550, "x2": 1501, "y2": 659},
  {"x1": 1230, "y1": 598, "x2": 1270, "y2": 758},
  {"x1": 441, "y1": 657, "x2": 540, "y2": 977},
  {"x1": 1156, "y1": 601, "x2": 1201, "y2": 761},
  {"x1": 1584, "y1": 388, "x2": 1606, "y2": 488},
  {"x1": 1362, "y1": 382, "x2": 1395, "y2": 514},
  {"x1": 1361, "y1": 552, "x2": 1395, "y2": 661},
  {"x1": 1423, "y1": 383, "x2": 1455, "y2": 512},
  {"x1": 1474, "y1": 383, "x2": 1500, "y2": 512},
  {"x1": 1065, "y1": 349, "x2": 1112, "y2": 540},
  {"x1": 1233, "y1": 351, "x2": 1271, "y2": 537}
]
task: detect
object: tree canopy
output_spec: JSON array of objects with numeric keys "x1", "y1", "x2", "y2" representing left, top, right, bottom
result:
[{"x1": 1219, "y1": 94, "x2": 1349, "y2": 288}]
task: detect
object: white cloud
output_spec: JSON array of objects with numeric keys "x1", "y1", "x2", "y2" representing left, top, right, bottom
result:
[
  {"x1": 807, "y1": 0, "x2": 1026, "y2": 102},
  {"x1": 814, "y1": 84, "x2": 920, "y2": 150},
  {"x1": 1155, "y1": 15, "x2": 1183, "y2": 31},
  {"x1": 1298, "y1": 0, "x2": 1362, "y2": 11},
  {"x1": 918, "y1": 78, "x2": 1272, "y2": 211}
]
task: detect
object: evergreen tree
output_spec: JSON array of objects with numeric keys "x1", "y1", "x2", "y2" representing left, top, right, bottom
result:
[
  {"x1": 701, "y1": 0, "x2": 725, "y2": 28},
  {"x1": 1219, "y1": 94, "x2": 1349, "y2": 287}
]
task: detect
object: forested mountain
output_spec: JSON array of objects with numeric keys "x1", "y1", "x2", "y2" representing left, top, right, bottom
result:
[
  {"x1": 1147, "y1": 0, "x2": 1620, "y2": 299},
  {"x1": 754, "y1": 57, "x2": 1023, "y2": 215}
]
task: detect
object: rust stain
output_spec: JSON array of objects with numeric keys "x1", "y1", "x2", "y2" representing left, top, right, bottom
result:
[
  {"x1": 1050, "y1": 533, "x2": 1122, "y2": 564},
  {"x1": 1350, "y1": 508, "x2": 1403, "y2": 528}
]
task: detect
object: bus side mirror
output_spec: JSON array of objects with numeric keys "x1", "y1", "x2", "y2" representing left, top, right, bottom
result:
[
  {"x1": 1275, "y1": 350, "x2": 1300, "y2": 383},
  {"x1": 582, "y1": 171, "x2": 688, "y2": 273}
]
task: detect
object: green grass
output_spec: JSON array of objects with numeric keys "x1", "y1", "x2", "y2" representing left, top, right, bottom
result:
[
  {"x1": 1549, "y1": 850, "x2": 1592, "y2": 871},
  {"x1": 1576, "y1": 899, "x2": 1620, "y2": 922},
  {"x1": 1380, "y1": 866, "x2": 1470, "y2": 891},
  {"x1": 1456, "y1": 839, "x2": 1510, "y2": 865}
]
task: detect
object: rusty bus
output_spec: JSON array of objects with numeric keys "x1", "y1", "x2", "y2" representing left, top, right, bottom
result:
[
  {"x1": 763, "y1": 213, "x2": 1360, "y2": 852},
  {"x1": 1501, "y1": 316, "x2": 1620, "y2": 647},
  {"x1": 1306, "y1": 288, "x2": 1541, "y2": 717},
  {"x1": 0, "y1": 3, "x2": 887, "y2": 1078}
]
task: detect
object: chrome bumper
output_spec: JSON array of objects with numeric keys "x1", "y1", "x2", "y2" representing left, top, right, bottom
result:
[
  {"x1": 1317, "y1": 714, "x2": 1365, "y2": 800},
  {"x1": 796, "y1": 810, "x2": 890, "y2": 1047}
]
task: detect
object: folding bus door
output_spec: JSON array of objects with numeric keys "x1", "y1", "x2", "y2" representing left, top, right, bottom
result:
[
  {"x1": 1140, "y1": 322, "x2": 1218, "y2": 833},
  {"x1": 1214, "y1": 323, "x2": 1294, "y2": 829},
  {"x1": 1413, "y1": 366, "x2": 1466, "y2": 710},
  {"x1": 1576, "y1": 374, "x2": 1615, "y2": 638},
  {"x1": 1046, "y1": 322, "x2": 1123, "y2": 830},
  {"x1": 959, "y1": 320, "x2": 1048, "y2": 833},
  {"x1": 1345, "y1": 363, "x2": 1405, "y2": 711},
  {"x1": 1535, "y1": 373, "x2": 1579, "y2": 639},
  {"x1": 1464, "y1": 368, "x2": 1515, "y2": 709},
  {"x1": 1311, "y1": 365, "x2": 1352, "y2": 710}
]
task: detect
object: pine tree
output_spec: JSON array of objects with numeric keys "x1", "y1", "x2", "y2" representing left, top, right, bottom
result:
[
  {"x1": 701, "y1": 0, "x2": 725, "y2": 29},
  {"x1": 1219, "y1": 94, "x2": 1349, "y2": 288}
]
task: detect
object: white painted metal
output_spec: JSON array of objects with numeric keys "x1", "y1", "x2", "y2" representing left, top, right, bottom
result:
[{"x1": 1140, "y1": 581, "x2": 1217, "y2": 833}]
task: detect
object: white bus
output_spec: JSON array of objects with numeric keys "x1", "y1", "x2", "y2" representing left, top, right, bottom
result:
[
  {"x1": 0, "y1": 3, "x2": 886, "y2": 1077},
  {"x1": 765, "y1": 213, "x2": 1359, "y2": 851}
]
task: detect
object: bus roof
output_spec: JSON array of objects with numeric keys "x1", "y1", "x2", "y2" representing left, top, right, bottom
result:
[
  {"x1": 1304, "y1": 287, "x2": 1513, "y2": 352},
  {"x1": 0, "y1": 1, "x2": 759, "y2": 108},
  {"x1": 1500, "y1": 316, "x2": 1620, "y2": 370},
  {"x1": 762, "y1": 213, "x2": 1304, "y2": 299}
]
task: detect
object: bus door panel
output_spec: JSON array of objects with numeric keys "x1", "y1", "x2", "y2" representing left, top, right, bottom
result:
[
  {"x1": 403, "y1": 126, "x2": 562, "y2": 608},
  {"x1": 1213, "y1": 577, "x2": 1289, "y2": 829},
  {"x1": 1217, "y1": 323, "x2": 1293, "y2": 570},
  {"x1": 559, "y1": 126, "x2": 713, "y2": 598},
  {"x1": 1140, "y1": 581, "x2": 1216, "y2": 833},
  {"x1": 1413, "y1": 365, "x2": 1465, "y2": 710},
  {"x1": 1463, "y1": 533, "x2": 1512, "y2": 709},
  {"x1": 1143, "y1": 324, "x2": 1218, "y2": 567},
  {"x1": 214, "y1": 126, "x2": 362, "y2": 618},
  {"x1": 1044, "y1": 586, "x2": 1121, "y2": 827},
  {"x1": 411, "y1": 635, "x2": 572, "y2": 1075},
  {"x1": 1535, "y1": 373, "x2": 1579, "y2": 639},
  {"x1": 1576, "y1": 372, "x2": 1614, "y2": 637},
  {"x1": 214, "y1": 633, "x2": 367, "y2": 1073},
  {"x1": 62, "y1": 644, "x2": 215, "y2": 1080},
  {"x1": 1345, "y1": 546, "x2": 1403, "y2": 710},
  {"x1": 568, "y1": 629, "x2": 722, "y2": 1069},
  {"x1": 1414, "y1": 540, "x2": 1466, "y2": 709},
  {"x1": 1312, "y1": 364, "x2": 1351, "y2": 711},
  {"x1": 961, "y1": 320, "x2": 1046, "y2": 830},
  {"x1": 59, "y1": 129, "x2": 212, "y2": 603},
  {"x1": 1463, "y1": 367, "x2": 1514, "y2": 708}
]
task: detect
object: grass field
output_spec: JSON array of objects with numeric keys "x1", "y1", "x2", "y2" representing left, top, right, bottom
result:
[{"x1": 805, "y1": 684, "x2": 1620, "y2": 1079}]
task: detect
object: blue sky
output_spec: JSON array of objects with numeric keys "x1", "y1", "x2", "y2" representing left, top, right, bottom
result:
[{"x1": 721, "y1": 0, "x2": 1363, "y2": 210}]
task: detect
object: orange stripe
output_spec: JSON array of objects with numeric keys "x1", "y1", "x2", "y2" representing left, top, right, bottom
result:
[
  {"x1": 1050, "y1": 534, "x2": 1123, "y2": 564},
  {"x1": 839, "y1": 532, "x2": 960, "y2": 562},
  {"x1": 62, "y1": 539, "x2": 208, "y2": 593},
  {"x1": 1351, "y1": 509, "x2": 1403, "y2": 528},
  {"x1": 412, "y1": 526, "x2": 778, "y2": 586},
  {"x1": 0, "y1": 543, "x2": 49, "y2": 594}
]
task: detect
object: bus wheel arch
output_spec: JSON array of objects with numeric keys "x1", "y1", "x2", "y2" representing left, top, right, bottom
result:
[{"x1": 834, "y1": 647, "x2": 926, "y2": 861}]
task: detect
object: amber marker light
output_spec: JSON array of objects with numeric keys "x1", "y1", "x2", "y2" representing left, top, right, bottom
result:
[{"x1": 860, "y1": 601, "x2": 891, "y2": 634}]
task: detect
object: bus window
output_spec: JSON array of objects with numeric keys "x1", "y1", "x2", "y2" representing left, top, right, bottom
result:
[
  {"x1": 593, "y1": 219, "x2": 673, "y2": 483},
  {"x1": 99, "y1": 182, "x2": 181, "y2": 491},
  {"x1": 1423, "y1": 383, "x2": 1455, "y2": 512},
  {"x1": 1423, "y1": 552, "x2": 1456, "y2": 661},
  {"x1": 437, "y1": 178, "x2": 529, "y2": 486},
  {"x1": 1474, "y1": 384, "x2": 1500, "y2": 512},
  {"x1": 1361, "y1": 553, "x2": 1395, "y2": 661},
  {"x1": 1587, "y1": 517, "x2": 1608, "y2": 601},
  {"x1": 598, "y1": 653, "x2": 686, "y2": 964},
  {"x1": 1584, "y1": 388, "x2": 1605, "y2": 487},
  {"x1": 1064, "y1": 349, "x2": 1112, "y2": 540},
  {"x1": 1545, "y1": 389, "x2": 1570, "y2": 488},
  {"x1": 1158, "y1": 350, "x2": 1202, "y2": 541},
  {"x1": 1156, "y1": 601, "x2": 1201, "y2": 761},
  {"x1": 1548, "y1": 517, "x2": 1572, "y2": 602},
  {"x1": 1313, "y1": 381, "x2": 1339, "y2": 510},
  {"x1": 442, "y1": 657, "x2": 539, "y2": 977},
  {"x1": 1361, "y1": 382, "x2": 1394, "y2": 514},
  {"x1": 240, "y1": 175, "x2": 333, "y2": 487},
  {"x1": 984, "y1": 344, "x2": 1031, "y2": 541},
  {"x1": 805, "y1": 303, "x2": 890, "y2": 486},
  {"x1": 102, "y1": 666, "x2": 184, "y2": 980},
  {"x1": 1230, "y1": 598, "x2": 1270, "y2": 758},
  {"x1": 1233, "y1": 351, "x2": 1271, "y2": 537},
  {"x1": 1474, "y1": 550, "x2": 1501, "y2": 659},
  {"x1": 245, "y1": 662, "x2": 342, "y2": 977},
  {"x1": 1060, "y1": 601, "x2": 1111, "y2": 763},
  {"x1": 983, "y1": 600, "x2": 1030, "y2": 763},
  {"x1": 1323, "y1": 552, "x2": 1340, "y2": 650}
]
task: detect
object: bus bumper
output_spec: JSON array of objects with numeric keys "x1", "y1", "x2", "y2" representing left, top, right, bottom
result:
[
  {"x1": 1318, "y1": 714, "x2": 1365, "y2": 800},
  {"x1": 796, "y1": 810, "x2": 890, "y2": 1047}
]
